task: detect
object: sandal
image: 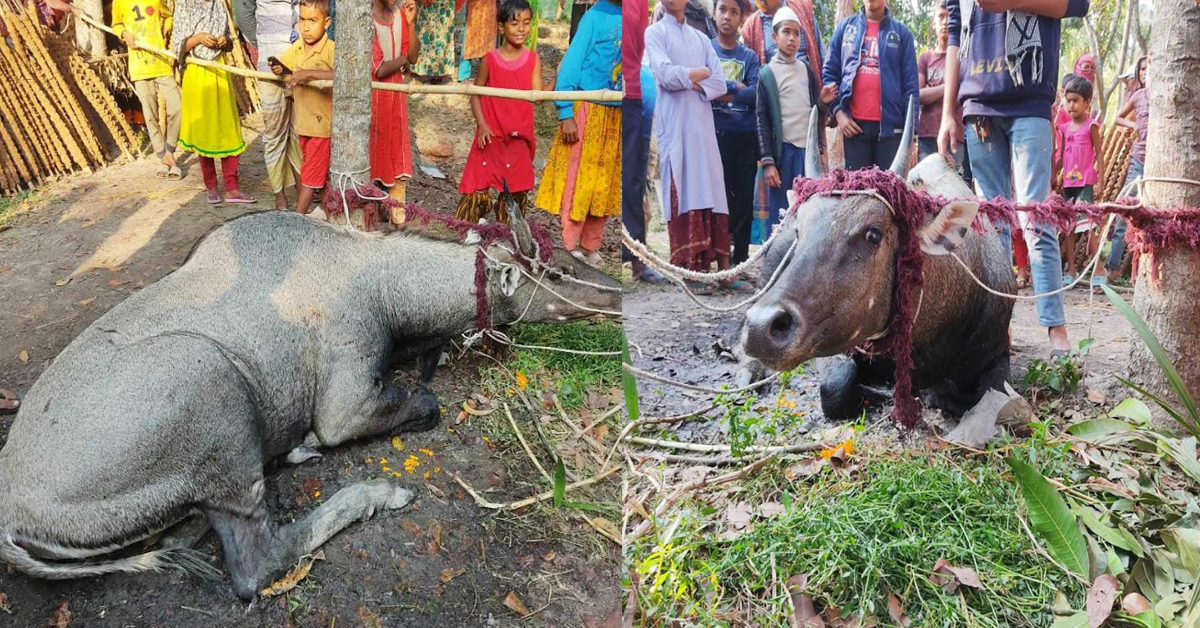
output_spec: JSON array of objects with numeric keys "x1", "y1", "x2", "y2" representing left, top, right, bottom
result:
[
  {"x1": 720, "y1": 279, "x2": 755, "y2": 293},
  {"x1": 634, "y1": 267, "x2": 667, "y2": 285},
  {"x1": 205, "y1": 190, "x2": 224, "y2": 205},
  {"x1": 684, "y1": 280, "x2": 714, "y2": 296},
  {"x1": 155, "y1": 164, "x2": 170, "y2": 179},
  {"x1": 166, "y1": 165, "x2": 183, "y2": 181},
  {"x1": 224, "y1": 192, "x2": 258, "y2": 205}
]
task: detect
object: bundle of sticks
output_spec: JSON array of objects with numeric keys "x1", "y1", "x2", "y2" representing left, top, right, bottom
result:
[
  {"x1": 1098, "y1": 110, "x2": 1137, "y2": 203},
  {"x1": 0, "y1": 0, "x2": 139, "y2": 195}
]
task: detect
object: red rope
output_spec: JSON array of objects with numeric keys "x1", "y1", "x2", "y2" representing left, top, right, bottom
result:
[{"x1": 787, "y1": 168, "x2": 1200, "y2": 430}]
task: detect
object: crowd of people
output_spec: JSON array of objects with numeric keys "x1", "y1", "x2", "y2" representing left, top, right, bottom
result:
[{"x1": 623, "y1": 0, "x2": 1152, "y2": 356}]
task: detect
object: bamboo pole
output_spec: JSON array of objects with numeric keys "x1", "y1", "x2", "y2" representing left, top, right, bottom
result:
[
  {"x1": 0, "y1": 21, "x2": 72, "y2": 174},
  {"x1": 74, "y1": 12, "x2": 622, "y2": 103},
  {"x1": 66, "y1": 51, "x2": 141, "y2": 155},
  {"x1": 0, "y1": 77, "x2": 39, "y2": 185}
]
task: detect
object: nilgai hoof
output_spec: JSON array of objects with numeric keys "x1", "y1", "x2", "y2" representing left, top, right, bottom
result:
[
  {"x1": 0, "y1": 388, "x2": 17, "y2": 415},
  {"x1": 285, "y1": 445, "x2": 323, "y2": 465},
  {"x1": 361, "y1": 479, "x2": 415, "y2": 511}
]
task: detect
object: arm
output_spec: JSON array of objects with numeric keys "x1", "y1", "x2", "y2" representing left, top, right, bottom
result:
[
  {"x1": 405, "y1": 0, "x2": 420, "y2": 65},
  {"x1": 734, "y1": 52, "x2": 759, "y2": 106},
  {"x1": 1051, "y1": 128, "x2": 1062, "y2": 189},
  {"x1": 694, "y1": 41, "x2": 727, "y2": 101},
  {"x1": 1113, "y1": 99, "x2": 1136, "y2": 129},
  {"x1": 233, "y1": 0, "x2": 257, "y2": 47},
  {"x1": 901, "y1": 29, "x2": 920, "y2": 119},
  {"x1": 532, "y1": 55, "x2": 543, "y2": 91},
  {"x1": 469, "y1": 59, "x2": 491, "y2": 146},
  {"x1": 917, "y1": 53, "x2": 946, "y2": 105},
  {"x1": 977, "y1": 0, "x2": 1088, "y2": 18},
  {"x1": 111, "y1": 0, "x2": 132, "y2": 46},
  {"x1": 552, "y1": 9, "x2": 594, "y2": 119},
  {"x1": 1091, "y1": 123, "x2": 1105, "y2": 197},
  {"x1": 821, "y1": 21, "x2": 843, "y2": 115},
  {"x1": 645, "y1": 27, "x2": 702, "y2": 93},
  {"x1": 938, "y1": 0, "x2": 962, "y2": 160},
  {"x1": 755, "y1": 72, "x2": 780, "y2": 186}
]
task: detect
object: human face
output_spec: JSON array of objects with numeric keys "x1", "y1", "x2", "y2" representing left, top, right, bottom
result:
[
  {"x1": 933, "y1": 6, "x2": 948, "y2": 46},
  {"x1": 863, "y1": 0, "x2": 886, "y2": 18},
  {"x1": 1078, "y1": 58, "x2": 1094, "y2": 80},
  {"x1": 1063, "y1": 92, "x2": 1088, "y2": 121},
  {"x1": 661, "y1": 0, "x2": 689, "y2": 20},
  {"x1": 1139, "y1": 59, "x2": 1149, "y2": 86},
  {"x1": 774, "y1": 21, "x2": 800, "y2": 59},
  {"x1": 499, "y1": 8, "x2": 532, "y2": 48},
  {"x1": 298, "y1": 5, "x2": 330, "y2": 45},
  {"x1": 715, "y1": 0, "x2": 743, "y2": 37}
]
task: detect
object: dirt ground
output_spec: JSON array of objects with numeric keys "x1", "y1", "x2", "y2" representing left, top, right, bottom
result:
[
  {"x1": 623, "y1": 226, "x2": 1138, "y2": 440},
  {"x1": 0, "y1": 22, "x2": 620, "y2": 628}
]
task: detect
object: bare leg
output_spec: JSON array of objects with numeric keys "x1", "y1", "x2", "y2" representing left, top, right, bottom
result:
[{"x1": 297, "y1": 186, "x2": 317, "y2": 214}]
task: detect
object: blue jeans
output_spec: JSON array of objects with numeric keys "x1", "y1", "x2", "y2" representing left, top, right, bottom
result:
[
  {"x1": 966, "y1": 116, "x2": 1066, "y2": 328},
  {"x1": 1107, "y1": 157, "x2": 1143, "y2": 272},
  {"x1": 766, "y1": 143, "x2": 805, "y2": 235}
]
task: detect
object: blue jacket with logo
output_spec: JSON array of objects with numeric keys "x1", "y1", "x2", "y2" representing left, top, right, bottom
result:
[{"x1": 821, "y1": 9, "x2": 919, "y2": 139}]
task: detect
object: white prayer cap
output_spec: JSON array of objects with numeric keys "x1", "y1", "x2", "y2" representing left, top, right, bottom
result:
[{"x1": 772, "y1": 6, "x2": 800, "y2": 30}]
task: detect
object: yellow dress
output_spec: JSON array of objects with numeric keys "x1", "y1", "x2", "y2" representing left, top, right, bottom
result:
[
  {"x1": 178, "y1": 55, "x2": 246, "y2": 158},
  {"x1": 534, "y1": 102, "x2": 622, "y2": 221}
]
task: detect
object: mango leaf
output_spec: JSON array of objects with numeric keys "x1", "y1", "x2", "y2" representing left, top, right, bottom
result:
[
  {"x1": 1007, "y1": 457, "x2": 1091, "y2": 579},
  {"x1": 1161, "y1": 528, "x2": 1200, "y2": 577},
  {"x1": 1112, "y1": 610, "x2": 1163, "y2": 628},
  {"x1": 621, "y1": 332, "x2": 639, "y2": 423},
  {"x1": 1109, "y1": 398, "x2": 1154, "y2": 426},
  {"x1": 1074, "y1": 505, "x2": 1144, "y2": 557},
  {"x1": 1103, "y1": 286, "x2": 1200, "y2": 439},
  {"x1": 1156, "y1": 436, "x2": 1200, "y2": 486},
  {"x1": 1068, "y1": 418, "x2": 1137, "y2": 442},
  {"x1": 1106, "y1": 549, "x2": 1126, "y2": 577},
  {"x1": 1051, "y1": 613, "x2": 1089, "y2": 628}
]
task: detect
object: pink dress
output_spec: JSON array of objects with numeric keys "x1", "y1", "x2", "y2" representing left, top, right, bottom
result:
[
  {"x1": 370, "y1": 10, "x2": 413, "y2": 188},
  {"x1": 1058, "y1": 118, "x2": 1098, "y2": 188}
]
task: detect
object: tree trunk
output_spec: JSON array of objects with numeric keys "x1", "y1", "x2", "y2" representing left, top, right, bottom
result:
[
  {"x1": 1104, "y1": 0, "x2": 1134, "y2": 117},
  {"x1": 1130, "y1": 0, "x2": 1200, "y2": 430},
  {"x1": 327, "y1": 0, "x2": 374, "y2": 229},
  {"x1": 73, "y1": 0, "x2": 107, "y2": 58},
  {"x1": 1131, "y1": 0, "x2": 1147, "y2": 56},
  {"x1": 824, "y1": 0, "x2": 856, "y2": 170},
  {"x1": 1083, "y1": 16, "x2": 1107, "y2": 121}
]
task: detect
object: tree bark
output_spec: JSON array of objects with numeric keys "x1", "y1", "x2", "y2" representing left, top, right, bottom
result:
[
  {"x1": 1131, "y1": 0, "x2": 1147, "y2": 56},
  {"x1": 824, "y1": 0, "x2": 856, "y2": 170},
  {"x1": 1130, "y1": 0, "x2": 1200, "y2": 430},
  {"x1": 327, "y1": 0, "x2": 374, "y2": 229},
  {"x1": 73, "y1": 0, "x2": 107, "y2": 58},
  {"x1": 1083, "y1": 15, "x2": 1108, "y2": 121}
]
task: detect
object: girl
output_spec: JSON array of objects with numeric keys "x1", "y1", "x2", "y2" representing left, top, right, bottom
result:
[
  {"x1": 456, "y1": 0, "x2": 541, "y2": 224},
  {"x1": 371, "y1": 0, "x2": 421, "y2": 207},
  {"x1": 412, "y1": 0, "x2": 458, "y2": 81},
  {"x1": 173, "y1": 0, "x2": 255, "y2": 204},
  {"x1": 1052, "y1": 74, "x2": 1104, "y2": 287},
  {"x1": 534, "y1": 0, "x2": 621, "y2": 266}
]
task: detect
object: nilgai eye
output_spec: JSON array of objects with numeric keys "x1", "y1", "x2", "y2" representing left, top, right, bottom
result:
[{"x1": 865, "y1": 227, "x2": 883, "y2": 245}]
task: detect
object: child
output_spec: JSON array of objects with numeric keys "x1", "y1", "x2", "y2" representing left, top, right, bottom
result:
[
  {"x1": 941, "y1": 0, "x2": 1089, "y2": 355},
  {"x1": 371, "y1": 0, "x2": 420, "y2": 206},
  {"x1": 534, "y1": 0, "x2": 622, "y2": 267},
  {"x1": 173, "y1": 0, "x2": 255, "y2": 204},
  {"x1": 271, "y1": 0, "x2": 335, "y2": 215},
  {"x1": 755, "y1": 7, "x2": 819, "y2": 233},
  {"x1": 456, "y1": 0, "x2": 542, "y2": 224},
  {"x1": 916, "y1": 3, "x2": 965, "y2": 178},
  {"x1": 647, "y1": 0, "x2": 733, "y2": 289},
  {"x1": 822, "y1": 0, "x2": 918, "y2": 171},
  {"x1": 1101, "y1": 56, "x2": 1150, "y2": 286},
  {"x1": 711, "y1": 0, "x2": 758, "y2": 273},
  {"x1": 112, "y1": 0, "x2": 182, "y2": 179},
  {"x1": 1052, "y1": 75, "x2": 1104, "y2": 286}
]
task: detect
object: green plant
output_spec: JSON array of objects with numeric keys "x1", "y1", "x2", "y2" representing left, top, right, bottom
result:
[{"x1": 1024, "y1": 338, "x2": 1094, "y2": 395}]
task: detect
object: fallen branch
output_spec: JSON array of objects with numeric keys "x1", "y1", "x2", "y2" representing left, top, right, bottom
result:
[
  {"x1": 624, "y1": 363, "x2": 780, "y2": 395},
  {"x1": 504, "y1": 403, "x2": 554, "y2": 485},
  {"x1": 452, "y1": 465, "x2": 620, "y2": 511},
  {"x1": 627, "y1": 436, "x2": 827, "y2": 456},
  {"x1": 627, "y1": 455, "x2": 777, "y2": 540}
]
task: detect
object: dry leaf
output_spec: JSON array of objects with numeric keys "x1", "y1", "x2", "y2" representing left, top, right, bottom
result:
[
  {"x1": 1121, "y1": 592, "x2": 1150, "y2": 615},
  {"x1": 78, "y1": 297, "x2": 96, "y2": 307},
  {"x1": 55, "y1": 278, "x2": 70, "y2": 287},
  {"x1": 456, "y1": 410, "x2": 469, "y2": 424},
  {"x1": 786, "y1": 458, "x2": 827, "y2": 480},
  {"x1": 18, "y1": 351, "x2": 29, "y2": 363},
  {"x1": 440, "y1": 567, "x2": 466, "y2": 583},
  {"x1": 425, "y1": 482, "x2": 445, "y2": 498},
  {"x1": 758, "y1": 502, "x2": 787, "y2": 518},
  {"x1": 50, "y1": 601, "x2": 72, "y2": 628},
  {"x1": 929, "y1": 558, "x2": 983, "y2": 593},
  {"x1": 427, "y1": 521, "x2": 443, "y2": 554},
  {"x1": 0, "y1": 592, "x2": 10, "y2": 614},
  {"x1": 543, "y1": 550, "x2": 556, "y2": 562},
  {"x1": 785, "y1": 575, "x2": 824, "y2": 628},
  {"x1": 1086, "y1": 389, "x2": 1107, "y2": 404},
  {"x1": 259, "y1": 550, "x2": 325, "y2": 597},
  {"x1": 592, "y1": 424, "x2": 610, "y2": 442},
  {"x1": 503, "y1": 591, "x2": 531, "y2": 617},
  {"x1": 588, "y1": 516, "x2": 621, "y2": 543},
  {"x1": 886, "y1": 595, "x2": 911, "y2": 628},
  {"x1": 1086, "y1": 575, "x2": 1119, "y2": 627},
  {"x1": 401, "y1": 520, "x2": 422, "y2": 537},
  {"x1": 108, "y1": 279, "x2": 128, "y2": 287},
  {"x1": 358, "y1": 606, "x2": 383, "y2": 628},
  {"x1": 726, "y1": 502, "x2": 753, "y2": 530}
]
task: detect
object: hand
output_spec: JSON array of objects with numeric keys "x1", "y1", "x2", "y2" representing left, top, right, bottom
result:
[
  {"x1": 835, "y1": 110, "x2": 862, "y2": 138},
  {"x1": 288, "y1": 69, "x2": 313, "y2": 87},
  {"x1": 216, "y1": 34, "x2": 230, "y2": 50},
  {"x1": 687, "y1": 67, "x2": 711, "y2": 82},
  {"x1": 269, "y1": 59, "x2": 285, "y2": 76},
  {"x1": 764, "y1": 164, "x2": 781, "y2": 188},
  {"x1": 561, "y1": 118, "x2": 579, "y2": 144},
  {"x1": 477, "y1": 123, "x2": 494, "y2": 148},
  {"x1": 936, "y1": 117, "x2": 958, "y2": 166},
  {"x1": 820, "y1": 83, "x2": 838, "y2": 105},
  {"x1": 691, "y1": 81, "x2": 705, "y2": 94},
  {"x1": 402, "y1": 0, "x2": 417, "y2": 21},
  {"x1": 122, "y1": 31, "x2": 139, "y2": 50},
  {"x1": 736, "y1": 81, "x2": 746, "y2": 91},
  {"x1": 194, "y1": 33, "x2": 219, "y2": 49}
]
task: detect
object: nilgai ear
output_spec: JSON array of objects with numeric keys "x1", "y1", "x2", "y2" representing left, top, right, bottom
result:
[
  {"x1": 503, "y1": 179, "x2": 536, "y2": 258},
  {"x1": 920, "y1": 200, "x2": 978, "y2": 255}
]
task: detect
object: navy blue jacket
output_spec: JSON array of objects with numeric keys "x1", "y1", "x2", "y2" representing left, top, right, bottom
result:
[
  {"x1": 947, "y1": 0, "x2": 1089, "y2": 120},
  {"x1": 821, "y1": 9, "x2": 919, "y2": 139}
]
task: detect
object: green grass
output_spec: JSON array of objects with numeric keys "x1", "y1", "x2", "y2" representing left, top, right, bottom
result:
[
  {"x1": 629, "y1": 448, "x2": 1087, "y2": 627},
  {"x1": 492, "y1": 320, "x2": 622, "y2": 410},
  {"x1": 0, "y1": 191, "x2": 32, "y2": 228}
]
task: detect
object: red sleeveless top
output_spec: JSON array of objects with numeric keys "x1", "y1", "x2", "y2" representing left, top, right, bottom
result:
[{"x1": 459, "y1": 48, "x2": 538, "y2": 194}]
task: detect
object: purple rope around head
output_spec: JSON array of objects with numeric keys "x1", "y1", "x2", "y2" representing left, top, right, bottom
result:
[{"x1": 787, "y1": 168, "x2": 1200, "y2": 430}]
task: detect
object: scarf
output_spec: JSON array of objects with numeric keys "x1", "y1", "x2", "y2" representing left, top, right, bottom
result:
[
  {"x1": 1073, "y1": 53, "x2": 1096, "y2": 83},
  {"x1": 171, "y1": 0, "x2": 231, "y2": 63},
  {"x1": 958, "y1": 0, "x2": 1043, "y2": 88}
]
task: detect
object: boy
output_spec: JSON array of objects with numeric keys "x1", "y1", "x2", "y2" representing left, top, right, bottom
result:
[
  {"x1": 271, "y1": 0, "x2": 334, "y2": 216},
  {"x1": 939, "y1": 0, "x2": 1090, "y2": 355},
  {"x1": 112, "y1": 0, "x2": 182, "y2": 179},
  {"x1": 711, "y1": 0, "x2": 758, "y2": 270},
  {"x1": 822, "y1": 0, "x2": 919, "y2": 171},
  {"x1": 645, "y1": 0, "x2": 730, "y2": 285},
  {"x1": 916, "y1": 3, "x2": 966, "y2": 179},
  {"x1": 754, "y1": 6, "x2": 820, "y2": 230}
]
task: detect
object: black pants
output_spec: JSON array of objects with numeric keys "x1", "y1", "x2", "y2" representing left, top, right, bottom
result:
[
  {"x1": 717, "y1": 130, "x2": 756, "y2": 264},
  {"x1": 622, "y1": 99, "x2": 649, "y2": 262},
  {"x1": 843, "y1": 120, "x2": 902, "y2": 171},
  {"x1": 569, "y1": 1, "x2": 592, "y2": 42}
]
